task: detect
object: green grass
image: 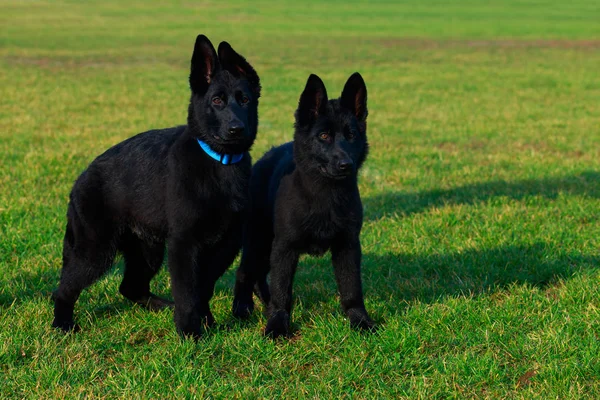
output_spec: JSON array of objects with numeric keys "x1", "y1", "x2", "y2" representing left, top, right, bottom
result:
[{"x1": 1, "y1": 0, "x2": 600, "y2": 397}]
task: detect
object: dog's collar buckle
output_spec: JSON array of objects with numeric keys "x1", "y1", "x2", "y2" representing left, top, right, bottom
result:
[{"x1": 196, "y1": 139, "x2": 244, "y2": 165}]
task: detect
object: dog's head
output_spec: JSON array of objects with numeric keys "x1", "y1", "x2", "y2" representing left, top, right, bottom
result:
[
  {"x1": 293, "y1": 73, "x2": 368, "y2": 181},
  {"x1": 187, "y1": 35, "x2": 261, "y2": 154}
]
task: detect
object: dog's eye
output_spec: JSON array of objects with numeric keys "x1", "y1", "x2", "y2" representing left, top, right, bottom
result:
[
  {"x1": 241, "y1": 96, "x2": 249, "y2": 104},
  {"x1": 212, "y1": 97, "x2": 223, "y2": 105},
  {"x1": 319, "y1": 132, "x2": 331, "y2": 142},
  {"x1": 347, "y1": 132, "x2": 355, "y2": 140}
]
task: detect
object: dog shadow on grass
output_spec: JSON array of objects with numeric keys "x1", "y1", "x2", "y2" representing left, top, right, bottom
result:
[
  {"x1": 292, "y1": 242, "x2": 599, "y2": 320},
  {"x1": 0, "y1": 262, "x2": 166, "y2": 320},
  {"x1": 363, "y1": 170, "x2": 600, "y2": 221},
  {"x1": 0, "y1": 268, "x2": 58, "y2": 310},
  {"x1": 3, "y1": 243, "x2": 597, "y2": 335},
  {"x1": 285, "y1": 170, "x2": 600, "y2": 318},
  {"x1": 4, "y1": 171, "x2": 598, "y2": 334}
]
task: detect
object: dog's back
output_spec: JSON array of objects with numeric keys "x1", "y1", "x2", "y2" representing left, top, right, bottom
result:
[
  {"x1": 247, "y1": 142, "x2": 294, "y2": 216},
  {"x1": 68, "y1": 127, "x2": 182, "y2": 243}
]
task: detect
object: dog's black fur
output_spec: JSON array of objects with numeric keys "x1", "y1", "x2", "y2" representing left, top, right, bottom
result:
[
  {"x1": 52, "y1": 35, "x2": 261, "y2": 339},
  {"x1": 233, "y1": 73, "x2": 374, "y2": 337}
]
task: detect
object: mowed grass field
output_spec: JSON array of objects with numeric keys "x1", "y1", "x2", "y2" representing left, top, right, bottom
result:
[{"x1": 1, "y1": 0, "x2": 600, "y2": 397}]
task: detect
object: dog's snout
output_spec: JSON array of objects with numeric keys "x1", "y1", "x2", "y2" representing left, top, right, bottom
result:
[
  {"x1": 228, "y1": 124, "x2": 245, "y2": 136},
  {"x1": 337, "y1": 159, "x2": 353, "y2": 171}
]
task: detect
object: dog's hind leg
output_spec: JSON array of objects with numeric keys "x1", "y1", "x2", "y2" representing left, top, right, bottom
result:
[
  {"x1": 253, "y1": 273, "x2": 270, "y2": 307},
  {"x1": 233, "y1": 219, "x2": 272, "y2": 319},
  {"x1": 119, "y1": 232, "x2": 171, "y2": 311},
  {"x1": 233, "y1": 250, "x2": 267, "y2": 319},
  {"x1": 52, "y1": 216, "x2": 117, "y2": 332},
  {"x1": 264, "y1": 238, "x2": 299, "y2": 338}
]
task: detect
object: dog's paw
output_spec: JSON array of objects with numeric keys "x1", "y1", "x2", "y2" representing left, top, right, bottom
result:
[
  {"x1": 52, "y1": 318, "x2": 80, "y2": 333},
  {"x1": 175, "y1": 310, "x2": 215, "y2": 340},
  {"x1": 264, "y1": 310, "x2": 290, "y2": 338},
  {"x1": 232, "y1": 298, "x2": 254, "y2": 319},
  {"x1": 347, "y1": 308, "x2": 377, "y2": 333}
]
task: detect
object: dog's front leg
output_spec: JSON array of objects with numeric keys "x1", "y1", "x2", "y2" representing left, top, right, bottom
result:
[
  {"x1": 331, "y1": 235, "x2": 375, "y2": 332},
  {"x1": 168, "y1": 237, "x2": 213, "y2": 339},
  {"x1": 265, "y1": 239, "x2": 299, "y2": 338}
]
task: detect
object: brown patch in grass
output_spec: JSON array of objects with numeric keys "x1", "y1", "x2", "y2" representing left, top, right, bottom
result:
[
  {"x1": 516, "y1": 369, "x2": 537, "y2": 388},
  {"x1": 514, "y1": 141, "x2": 595, "y2": 159},
  {"x1": 287, "y1": 332, "x2": 302, "y2": 343},
  {"x1": 545, "y1": 288, "x2": 559, "y2": 301},
  {"x1": 3, "y1": 53, "x2": 184, "y2": 70},
  {"x1": 434, "y1": 141, "x2": 459, "y2": 151},
  {"x1": 545, "y1": 280, "x2": 564, "y2": 301},
  {"x1": 378, "y1": 38, "x2": 600, "y2": 51},
  {"x1": 434, "y1": 139, "x2": 489, "y2": 152},
  {"x1": 512, "y1": 141, "x2": 553, "y2": 153},
  {"x1": 467, "y1": 140, "x2": 489, "y2": 150},
  {"x1": 489, "y1": 291, "x2": 509, "y2": 304},
  {"x1": 570, "y1": 150, "x2": 585, "y2": 158}
]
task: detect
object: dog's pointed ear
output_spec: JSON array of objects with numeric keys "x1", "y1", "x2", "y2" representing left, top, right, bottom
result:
[
  {"x1": 296, "y1": 74, "x2": 328, "y2": 127},
  {"x1": 190, "y1": 35, "x2": 220, "y2": 95},
  {"x1": 341, "y1": 72, "x2": 368, "y2": 123},
  {"x1": 218, "y1": 41, "x2": 261, "y2": 97}
]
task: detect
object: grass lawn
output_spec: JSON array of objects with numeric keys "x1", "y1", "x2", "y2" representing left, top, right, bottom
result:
[{"x1": 1, "y1": 0, "x2": 600, "y2": 397}]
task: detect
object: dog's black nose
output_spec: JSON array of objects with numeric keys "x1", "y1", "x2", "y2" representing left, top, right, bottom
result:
[
  {"x1": 337, "y1": 159, "x2": 353, "y2": 171},
  {"x1": 228, "y1": 125, "x2": 245, "y2": 136}
]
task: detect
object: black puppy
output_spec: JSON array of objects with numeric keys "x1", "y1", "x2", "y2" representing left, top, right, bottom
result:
[
  {"x1": 52, "y1": 35, "x2": 261, "y2": 339},
  {"x1": 233, "y1": 73, "x2": 374, "y2": 337}
]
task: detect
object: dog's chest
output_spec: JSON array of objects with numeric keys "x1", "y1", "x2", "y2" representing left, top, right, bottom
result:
[
  {"x1": 198, "y1": 207, "x2": 237, "y2": 244},
  {"x1": 214, "y1": 168, "x2": 249, "y2": 212},
  {"x1": 201, "y1": 179, "x2": 246, "y2": 219},
  {"x1": 298, "y1": 212, "x2": 342, "y2": 256},
  {"x1": 171, "y1": 173, "x2": 248, "y2": 244}
]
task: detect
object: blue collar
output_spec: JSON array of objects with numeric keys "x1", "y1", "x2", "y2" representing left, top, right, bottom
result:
[{"x1": 196, "y1": 139, "x2": 244, "y2": 165}]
